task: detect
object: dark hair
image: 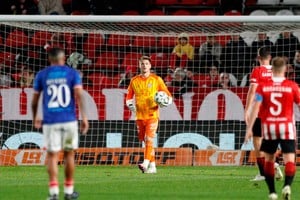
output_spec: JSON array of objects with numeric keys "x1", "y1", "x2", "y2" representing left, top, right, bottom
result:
[
  {"x1": 48, "y1": 47, "x2": 65, "y2": 60},
  {"x1": 258, "y1": 46, "x2": 271, "y2": 59}
]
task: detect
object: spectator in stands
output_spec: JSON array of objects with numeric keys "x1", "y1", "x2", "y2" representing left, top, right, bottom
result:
[
  {"x1": 274, "y1": 31, "x2": 300, "y2": 62},
  {"x1": 10, "y1": 0, "x2": 39, "y2": 14},
  {"x1": 221, "y1": 34, "x2": 249, "y2": 74},
  {"x1": 119, "y1": 66, "x2": 136, "y2": 88},
  {"x1": 199, "y1": 35, "x2": 222, "y2": 66},
  {"x1": 38, "y1": 0, "x2": 66, "y2": 15},
  {"x1": 0, "y1": 65, "x2": 12, "y2": 87},
  {"x1": 17, "y1": 66, "x2": 34, "y2": 87},
  {"x1": 200, "y1": 65, "x2": 219, "y2": 87},
  {"x1": 251, "y1": 32, "x2": 273, "y2": 61},
  {"x1": 217, "y1": 72, "x2": 232, "y2": 89},
  {"x1": 169, "y1": 33, "x2": 194, "y2": 69},
  {"x1": 171, "y1": 68, "x2": 197, "y2": 98},
  {"x1": 293, "y1": 50, "x2": 300, "y2": 68},
  {"x1": 220, "y1": 0, "x2": 243, "y2": 14}
]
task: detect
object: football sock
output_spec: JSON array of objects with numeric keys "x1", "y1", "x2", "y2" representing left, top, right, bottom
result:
[
  {"x1": 64, "y1": 179, "x2": 74, "y2": 195},
  {"x1": 264, "y1": 161, "x2": 275, "y2": 194},
  {"x1": 49, "y1": 181, "x2": 59, "y2": 196},
  {"x1": 257, "y1": 157, "x2": 265, "y2": 176},
  {"x1": 149, "y1": 162, "x2": 156, "y2": 169},
  {"x1": 144, "y1": 139, "x2": 153, "y2": 161},
  {"x1": 150, "y1": 149, "x2": 155, "y2": 163},
  {"x1": 284, "y1": 162, "x2": 296, "y2": 186}
]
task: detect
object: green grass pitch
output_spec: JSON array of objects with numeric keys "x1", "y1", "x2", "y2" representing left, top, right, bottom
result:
[{"x1": 0, "y1": 166, "x2": 299, "y2": 200}]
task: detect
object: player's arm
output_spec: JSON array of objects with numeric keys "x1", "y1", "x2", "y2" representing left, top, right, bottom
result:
[
  {"x1": 31, "y1": 91, "x2": 41, "y2": 129},
  {"x1": 245, "y1": 93, "x2": 262, "y2": 143},
  {"x1": 74, "y1": 86, "x2": 89, "y2": 134},
  {"x1": 125, "y1": 80, "x2": 136, "y2": 112}
]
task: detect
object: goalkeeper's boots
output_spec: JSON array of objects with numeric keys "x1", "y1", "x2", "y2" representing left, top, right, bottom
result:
[
  {"x1": 274, "y1": 162, "x2": 283, "y2": 181},
  {"x1": 281, "y1": 185, "x2": 291, "y2": 200},
  {"x1": 47, "y1": 194, "x2": 58, "y2": 200},
  {"x1": 138, "y1": 163, "x2": 147, "y2": 173},
  {"x1": 145, "y1": 167, "x2": 157, "y2": 174},
  {"x1": 268, "y1": 193, "x2": 278, "y2": 200},
  {"x1": 64, "y1": 191, "x2": 79, "y2": 200}
]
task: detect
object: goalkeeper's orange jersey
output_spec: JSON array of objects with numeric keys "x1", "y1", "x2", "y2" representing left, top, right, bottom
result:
[{"x1": 126, "y1": 73, "x2": 171, "y2": 120}]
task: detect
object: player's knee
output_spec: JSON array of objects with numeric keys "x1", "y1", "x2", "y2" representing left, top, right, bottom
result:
[
  {"x1": 145, "y1": 136, "x2": 153, "y2": 146},
  {"x1": 285, "y1": 162, "x2": 296, "y2": 176}
]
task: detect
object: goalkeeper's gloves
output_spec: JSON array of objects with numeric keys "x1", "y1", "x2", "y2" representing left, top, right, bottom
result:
[
  {"x1": 158, "y1": 96, "x2": 173, "y2": 108},
  {"x1": 126, "y1": 99, "x2": 136, "y2": 112}
]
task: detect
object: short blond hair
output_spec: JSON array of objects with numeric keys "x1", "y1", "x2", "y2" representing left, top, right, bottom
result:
[
  {"x1": 139, "y1": 56, "x2": 151, "y2": 64},
  {"x1": 272, "y1": 57, "x2": 286, "y2": 72}
]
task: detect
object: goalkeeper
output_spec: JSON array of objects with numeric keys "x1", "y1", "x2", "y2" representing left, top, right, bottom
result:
[{"x1": 126, "y1": 56, "x2": 172, "y2": 174}]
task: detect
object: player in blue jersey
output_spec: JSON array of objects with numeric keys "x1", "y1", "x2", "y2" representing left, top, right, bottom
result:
[{"x1": 31, "y1": 47, "x2": 89, "y2": 200}]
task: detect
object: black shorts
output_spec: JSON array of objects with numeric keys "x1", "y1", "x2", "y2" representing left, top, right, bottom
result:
[
  {"x1": 260, "y1": 139, "x2": 296, "y2": 154},
  {"x1": 252, "y1": 118, "x2": 262, "y2": 137}
]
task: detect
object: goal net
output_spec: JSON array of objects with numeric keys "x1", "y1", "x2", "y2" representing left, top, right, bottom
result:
[{"x1": 1, "y1": 16, "x2": 300, "y2": 166}]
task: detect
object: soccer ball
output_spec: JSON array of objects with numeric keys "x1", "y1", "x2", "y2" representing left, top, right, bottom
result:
[{"x1": 154, "y1": 91, "x2": 171, "y2": 107}]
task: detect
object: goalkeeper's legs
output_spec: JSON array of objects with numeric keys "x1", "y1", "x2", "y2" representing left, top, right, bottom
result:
[{"x1": 47, "y1": 152, "x2": 59, "y2": 198}]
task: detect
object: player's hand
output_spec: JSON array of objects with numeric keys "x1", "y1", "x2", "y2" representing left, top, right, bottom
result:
[
  {"x1": 80, "y1": 117, "x2": 89, "y2": 135},
  {"x1": 244, "y1": 127, "x2": 253, "y2": 144},
  {"x1": 126, "y1": 99, "x2": 136, "y2": 112},
  {"x1": 34, "y1": 117, "x2": 42, "y2": 129}
]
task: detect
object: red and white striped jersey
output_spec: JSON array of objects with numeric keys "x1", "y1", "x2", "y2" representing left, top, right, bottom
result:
[
  {"x1": 256, "y1": 77, "x2": 300, "y2": 140},
  {"x1": 250, "y1": 65, "x2": 272, "y2": 118}
]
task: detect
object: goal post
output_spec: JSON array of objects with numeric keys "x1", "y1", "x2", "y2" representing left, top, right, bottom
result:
[{"x1": 1, "y1": 15, "x2": 300, "y2": 166}]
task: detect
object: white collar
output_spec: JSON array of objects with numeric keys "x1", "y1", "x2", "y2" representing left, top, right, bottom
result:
[
  {"x1": 272, "y1": 77, "x2": 285, "y2": 82},
  {"x1": 262, "y1": 65, "x2": 272, "y2": 70}
]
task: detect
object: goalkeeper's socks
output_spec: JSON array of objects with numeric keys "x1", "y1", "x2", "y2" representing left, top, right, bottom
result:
[
  {"x1": 142, "y1": 159, "x2": 150, "y2": 168},
  {"x1": 49, "y1": 181, "x2": 59, "y2": 196},
  {"x1": 149, "y1": 162, "x2": 156, "y2": 169},
  {"x1": 64, "y1": 179, "x2": 74, "y2": 195},
  {"x1": 257, "y1": 157, "x2": 265, "y2": 176}
]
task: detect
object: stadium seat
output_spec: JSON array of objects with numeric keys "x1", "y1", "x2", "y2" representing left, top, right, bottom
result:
[
  {"x1": 88, "y1": 73, "x2": 113, "y2": 89},
  {"x1": 123, "y1": 10, "x2": 140, "y2": 15},
  {"x1": 257, "y1": 0, "x2": 279, "y2": 5},
  {"x1": 62, "y1": 0, "x2": 72, "y2": 5},
  {"x1": 172, "y1": 9, "x2": 191, "y2": 15},
  {"x1": 132, "y1": 35, "x2": 157, "y2": 47},
  {"x1": 224, "y1": 10, "x2": 242, "y2": 16},
  {"x1": 30, "y1": 31, "x2": 52, "y2": 47},
  {"x1": 122, "y1": 52, "x2": 142, "y2": 70},
  {"x1": 189, "y1": 35, "x2": 207, "y2": 46},
  {"x1": 83, "y1": 33, "x2": 104, "y2": 59},
  {"x1": 204, "y1": 0, "x2": 220, "y2": 5},
  {"x1": 276, "y1": 9, "x2": 294, "y2": 15},
  {"x1": 0, "y1": 51, "x2": 15, "y2": 67},
  {"x1": 5, "y1": 29, "x2": 28, "y2": 48},
  {"x1": 155, "y1": 0, "x2": 177, "y2": 5},
  {"x1": 95, "y1": 52, "x2": 119, "y2": 70},
  {"x1": 282, "y1": 0, "x2": 300, "y2": 4},
  {"x1": 215, "y1": 34, "x2": 231, "y2": 47},
  {"x1": 179, "y1": 0, "x2": 203, "y2": 5},
  {"x1": 150, "y1": 53, "x2": 169, "y2": 69},
  {"x1": 245, "y1": 0, "x2": 257, "y2": 6},
  {"x1": 197, "y1": 10, "x2": 216, "y2": 15},
  {"x1": 158, "y1": 35, "x2": 178, "y2": 47},
  {"x1": 147, "y1": 9, "x2": 165, "y2": 15},
  {"x1": 107, "y1": 33, "x2": 132, "y2": 47},
  {"x1": 249, "y1": 9, "x2": 269, "y2": 16}
]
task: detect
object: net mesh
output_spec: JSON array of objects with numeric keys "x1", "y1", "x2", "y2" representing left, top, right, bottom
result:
[{"x1": 1, "y1": 17, "x2": 300, "y2": 166}]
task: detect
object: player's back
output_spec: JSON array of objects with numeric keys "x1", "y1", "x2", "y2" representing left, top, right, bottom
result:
[
  {"x1": 250, "y1": 65, "x2": 272, "y2": 85},
  {"x1": 34, "y1": 65, "x2": 82, "y2": 124},
  {"x1": 259, "y1": 78, "x2": 300, "y2": 123}
]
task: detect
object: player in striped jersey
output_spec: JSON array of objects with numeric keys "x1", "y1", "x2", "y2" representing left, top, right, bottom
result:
[{"x1": 245, "y1": 57, "x2": 299, "y2": 200}]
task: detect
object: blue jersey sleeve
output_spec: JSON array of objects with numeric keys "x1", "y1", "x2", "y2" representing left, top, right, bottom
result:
[
  {"x1": 33, "y1": 72, "x2": 42, "y2": 92},
  {"x1": 255, "y1": 93, "x2": 263, "y2": 102}
]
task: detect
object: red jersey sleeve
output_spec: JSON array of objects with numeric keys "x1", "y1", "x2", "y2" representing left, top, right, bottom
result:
[{"x1": 250, "y1": 68, "x2": 260, "y2": 84}]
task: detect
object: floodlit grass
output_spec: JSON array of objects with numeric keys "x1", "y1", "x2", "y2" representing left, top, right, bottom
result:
[{"x1": 0, "y1": 166, "x2": 299, "y2": 200}]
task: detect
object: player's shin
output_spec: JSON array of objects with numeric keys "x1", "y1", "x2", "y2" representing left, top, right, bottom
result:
[
  {"x1": 264, "y1": 161, "x2": 276, "y2": 194},
  {"x1": 284, "y1": 162, "x2": 296, "y2": 186}
]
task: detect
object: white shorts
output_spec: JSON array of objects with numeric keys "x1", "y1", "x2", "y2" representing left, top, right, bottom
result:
[{"x1": 43, "y1": 121, "x2": 78, "y2": 152}]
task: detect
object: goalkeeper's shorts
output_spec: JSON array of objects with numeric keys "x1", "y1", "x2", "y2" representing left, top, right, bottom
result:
[{"x1": 136, "y1": 118, "x2": 158, "y2": 141}]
